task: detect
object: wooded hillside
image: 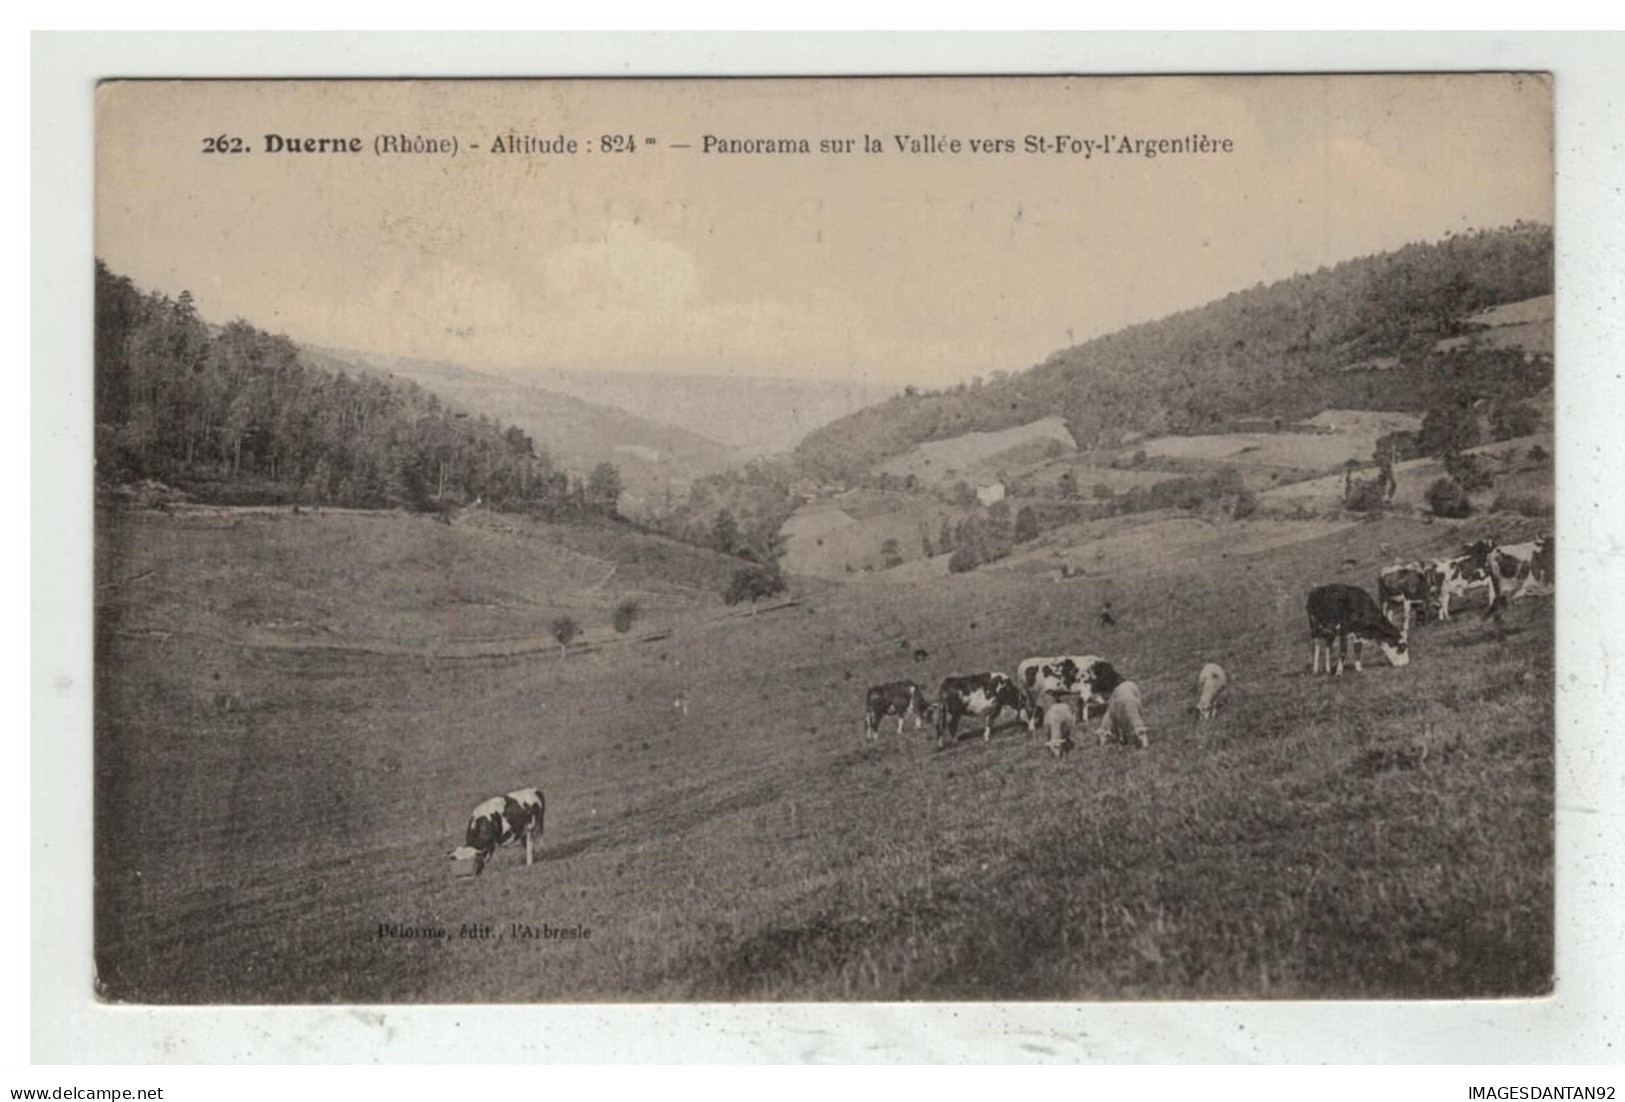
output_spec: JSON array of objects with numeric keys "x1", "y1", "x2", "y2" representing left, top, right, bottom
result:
[
  {"x1": 94, "y1": 261, "x2": 619, "y2": 515},
  {"x1": 794, "y1": 223, "x2": 1554, "y2": 482}
]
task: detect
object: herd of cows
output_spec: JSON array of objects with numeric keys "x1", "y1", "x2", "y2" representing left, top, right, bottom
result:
[
  {"x1": 448, "y1": 530, "x2": 1555, "y2": 876},
  {"x1": 864, "y1": 529, "x2": 1556, "y2": 757}
]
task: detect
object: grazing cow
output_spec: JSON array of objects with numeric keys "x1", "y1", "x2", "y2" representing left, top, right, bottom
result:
[
  {"x1": 1431, "y1": 540, "x2": 1498, "y2": 621},
  {"x1": 1307, "y1": 584, "x2": 1409, "y2": 674},
  {"x1": 936, "y1": 673, "x2": 1025, "y2": 747},
  {"x1": 1487, "y1": 534, "x2": 1554, "y2": 612},
  {"x1": 1096, "y1": 680, "x2": 1151, "y2": 749},
  {"x1": 448, "y1": 787, "x2": 546, "y2": 876},
  {"x1": 1041, "y1": 698, "x2": 1075, "y2": 758},
  {"x1": 1014, "y1": 654, "x2": 1109, "y2": 732},
  {"x1": 864, "y1": 680, "x2": 933, "y2": 739},
  {"x1": 1196, "y1": 662, "x2": 1228, "y2": 720},
  {"x1": 1377, "y1": 561, "x2": 1440, "y2": 629}
]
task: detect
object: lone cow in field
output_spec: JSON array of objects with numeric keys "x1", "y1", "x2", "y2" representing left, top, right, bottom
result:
[
  {"x1": 864, "y1": 680, "x2": 933, "y2": 739},
  {"x1": 448, "y1": 786, "x2": 546, "y2": 876},
  {"x1": 1196, "y1": 662, "x2": 1228, "y2": 720},
  {"x1": 1307, "y1": 584, "x2": 1410, "y2": 675},
  {"x1": 936, "y1": 672, "x2": 1025, "y2": 747}
]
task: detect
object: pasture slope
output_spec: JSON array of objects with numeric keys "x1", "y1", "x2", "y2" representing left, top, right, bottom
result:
[{"x1": 95, "y1": 504, "x2": 1552, "y2": 1002}]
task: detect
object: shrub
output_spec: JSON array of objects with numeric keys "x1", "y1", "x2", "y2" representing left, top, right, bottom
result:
[
  {"x1": 1425, "y1": 478, "x2": 1473, "y2": 518},
  {"x1": 1345, "y1": 478, "x2": 1387, "y2": 513},
  {"x1": 1527, "y1": 443, "x2": 1550, "y2": 464},
  {"x1": 612, "y1": 599, "x2": 639, "y2": 634},
  {"x1": 1443, "y1": 451, "x2": 1494, "y2": 492},
  {"x1": 1491, "y1": 400, "x2": 1541, "y2": 441},
  {"x1": 947, "y1": 547, "x2": 979, "y2": 574},
  {"x1": 1232, "y1": 488, "x2": 1259, "y2": 519},
  {"x1": 724, "y1": 562, "x2": 786, "y2": 611},
  {"x1": 1490, "y1": 493, "x2": 1554, "y2": 518},
  {"x1": 550, "y1": 616, "x2": 580, "y2": 655}
]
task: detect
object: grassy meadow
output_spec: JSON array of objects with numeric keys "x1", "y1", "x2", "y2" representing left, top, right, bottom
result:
[{"x1": 94, "y1": 503, "x2": 1552, "y2": 1002}]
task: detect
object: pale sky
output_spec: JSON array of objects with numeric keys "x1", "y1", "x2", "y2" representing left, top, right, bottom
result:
[{"x1": 96, "y1": 75, "x2": 1553, "y2": 388}]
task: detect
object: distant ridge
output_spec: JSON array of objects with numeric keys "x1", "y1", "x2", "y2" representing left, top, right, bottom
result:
[{"x1": 515, "y1": 366, "x2": 894, "y2": 455}]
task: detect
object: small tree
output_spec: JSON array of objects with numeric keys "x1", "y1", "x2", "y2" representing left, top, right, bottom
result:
[
  {"x1": 586, "y1": 462, "x2": 623, "y2": 515},
  {"x1": 880, "y1": 538, "x2": 903, "y2": 569},
  {"x1": 1232, "y1": 488, "x2": 1259, "y2": 519},
  {"x1": 947, "y1": 546, "x2": 979, "y2": 574},
  {"x1": 710, "y1": 509, "x2": 739, "y2": 554},
  {"x1": 1418, "y1": 405, "x2": 1481, "y2": 458},
  {"x1": 724, "y1": 561, "x2": 785, "y2": 613},
  {"x1": 551, "y1": 615, "x2": 580, "y2": 656},
  {"x1": 1490, "y1": 400, "x2": 1541, "y2": 442},
  {"x1": 1425, "y1": 477, "x2": 1473, "y2": 518},
  {"x1": 1345, "y1": 478, "x2": 1387, "y2": 513},
  {"x1": 612, "y1": 599, "x2": 639, "y2": 634},
  {"x1": 1442, "y1": 451, "x2": 1493, "y2": 492}
]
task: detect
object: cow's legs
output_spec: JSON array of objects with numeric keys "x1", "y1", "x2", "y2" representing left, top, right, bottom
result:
[
  {"x1": 524, "y1": 830, "x2": 535, "y2": 867},
  {"x1": 1352, "y1": 636, "x2": 1364, "y2": 672}
]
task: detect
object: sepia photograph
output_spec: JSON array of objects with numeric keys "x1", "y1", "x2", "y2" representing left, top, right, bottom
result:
[{"x1": 87, "y1": 71, "x2": 1559, "y2": 1011}]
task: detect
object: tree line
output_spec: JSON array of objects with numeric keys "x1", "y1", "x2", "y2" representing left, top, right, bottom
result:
[{"x1": 94, "y1": 261, "x2": 623, "y2": 516}]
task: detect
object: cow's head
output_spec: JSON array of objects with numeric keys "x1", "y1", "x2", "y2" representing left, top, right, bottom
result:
[
  {"x1": 1084, "y1": 659, "x2": 1123, "y2": 699},
  {"x1": 991, "y1": 674, "x2": 1024, "y2": 710},
  {"x1": 447, "y1": 845, "x2": 487, "y2": 875}
]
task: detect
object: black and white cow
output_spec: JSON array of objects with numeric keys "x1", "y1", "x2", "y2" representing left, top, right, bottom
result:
[
  {"x1": 448, "y1": 786, "x2": 546, "y2": 876},
  {"x1": 1431, "y1": 540, "x2": 1498, "y2": 621},
  {"x1": 1377, "y1": 561, "x2": 1440, "y2": 629},
  {"x1": 1014, "y1": 654, "x2": 1109, "y2": 732},
  {"x1": 1487, "y1": 534, "x2": 1554, "y2": 612},
  {"x1": 864, "y1": 680, "x2": 933, "y2": 739},
  {"x1": 936, "y1": 673, "x2": 1026, "y2": 747},
  {"x1": 1307, "y1": 584, "x2": 1410, "y2": 674}
]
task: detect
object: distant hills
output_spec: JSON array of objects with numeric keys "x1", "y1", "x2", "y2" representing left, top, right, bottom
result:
[
  {"x1": 301, "y1": 349, "x2": 741, "y2": 513},
  {"x1": 304, "y1": 350, "x2": 894, "y2": 512},
  {"x1": 513, "y1": 367, "x2": 894, "y2": 457}
]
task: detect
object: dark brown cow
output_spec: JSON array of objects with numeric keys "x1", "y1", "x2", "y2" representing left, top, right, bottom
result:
[{"x1": 1307, "y1": 584, "x2": 1410, "y2": 674}]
